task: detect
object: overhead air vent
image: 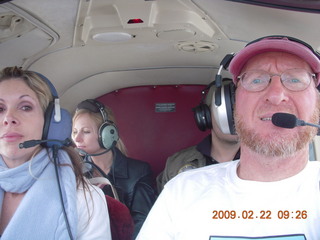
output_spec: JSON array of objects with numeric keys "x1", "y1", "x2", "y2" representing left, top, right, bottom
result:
[
  {"x1": 0, "y1": 13, "x2": 33, "y2": 43},
  {"x1": 156, "y1": 29, "x2": 195, "y2": 41},
  {"x1": 176, "y1": 41, "x2": 217, "y2": 53}
]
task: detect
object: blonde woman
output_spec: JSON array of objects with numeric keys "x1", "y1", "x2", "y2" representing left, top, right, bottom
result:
[{"x1": 72, "y1": 99, "x2": 156, "y2": 238}]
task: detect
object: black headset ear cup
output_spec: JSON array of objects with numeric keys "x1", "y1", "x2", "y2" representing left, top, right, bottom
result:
[
  {"x1": 98, "y1": 122, "x2": 120, "y2": 149},
  {"x1": 224, "y1": 83, "x2": 236, "y2": 135},
  {"x1": 193, "y1": 103, "x2": 212, "y2": 131},
  {"x1": 42, "y1": 101, "x2": 54, "y2": 140},
  {"x1": 230, "y1": 82, "x2": 236, "y2": 107},
  {"x1": 203, "y1": 104, "x2": 212, "y2": 129}
]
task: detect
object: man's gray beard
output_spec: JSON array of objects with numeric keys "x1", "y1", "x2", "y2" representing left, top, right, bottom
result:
[{"x1": 234, "y1": 108, "x2": 319, "y2": 158}]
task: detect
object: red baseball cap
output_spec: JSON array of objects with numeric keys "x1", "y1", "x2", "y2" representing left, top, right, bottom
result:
[{"x1": 229, "y1": 36, "x2": 320, "y2": 86}]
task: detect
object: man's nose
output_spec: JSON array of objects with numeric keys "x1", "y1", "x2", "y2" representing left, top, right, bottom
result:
[{"x1": 264, "y1": 76, "x2": 289, "y2": 105}]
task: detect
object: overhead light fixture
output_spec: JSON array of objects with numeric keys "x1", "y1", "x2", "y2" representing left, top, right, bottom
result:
[{"x1": 92, "y1": 32, "x2": 133, "y2": 42}]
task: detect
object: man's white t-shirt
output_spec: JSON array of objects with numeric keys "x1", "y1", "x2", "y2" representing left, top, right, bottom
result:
[{"x1": 137, "y1": 160, "x2": 320, "y2": 240}]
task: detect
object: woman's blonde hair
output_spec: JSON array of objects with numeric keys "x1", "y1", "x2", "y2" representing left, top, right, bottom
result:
[{"x1": 73, "y1": 104, "x2": 128, "y2": 155}]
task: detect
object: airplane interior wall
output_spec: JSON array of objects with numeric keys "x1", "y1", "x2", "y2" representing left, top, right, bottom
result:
[{"x1": 98, "y1": 84, "x2": 210, "y2": 184}]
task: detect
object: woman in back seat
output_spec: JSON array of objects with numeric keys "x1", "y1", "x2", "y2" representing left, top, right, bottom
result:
[{"x1": 72, "y1": 99, "x2": 156, "y2": 239}]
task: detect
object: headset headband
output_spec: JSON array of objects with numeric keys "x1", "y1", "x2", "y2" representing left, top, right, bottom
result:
[{"x1": 76, "y1": 99, "x2": 108, "y2": 122}]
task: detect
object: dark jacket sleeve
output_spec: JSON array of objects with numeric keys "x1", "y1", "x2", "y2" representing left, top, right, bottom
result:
[
  {"x1": 129, "y1": 162, "x2": 156, "y2": 238},
  {"x1": 108, "y1": 149, "x2": 157, "y2": 239}
]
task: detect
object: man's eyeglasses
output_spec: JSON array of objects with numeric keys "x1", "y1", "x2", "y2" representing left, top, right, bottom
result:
[{"x1": 237, "y1": 68, "x2": 316, "y2": 92}]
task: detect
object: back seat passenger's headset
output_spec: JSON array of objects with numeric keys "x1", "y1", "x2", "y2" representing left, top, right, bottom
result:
[
  {"x1": 76, "y1": 99, "x2": 119, "y2": 150},
  {"x1": 193, "y1": 51, "x2": 236, "y2": 135},
  {"x1": 194, "y1": 35, "x2": 320, "y2": 135}
]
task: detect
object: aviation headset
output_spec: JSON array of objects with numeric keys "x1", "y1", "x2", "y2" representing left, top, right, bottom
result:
[
  {"x1": 194, "y1": 35, "x2": 320, "y2": 135},
  {"x1": 34, "y1": 72, "x2": 72, "y2": 148},
  {"x1": 76, "y1": 99, "x2": 119, "y2": 150},
  {"x1": 193, "y1": 77, "x2": 236, "y2": 135}
]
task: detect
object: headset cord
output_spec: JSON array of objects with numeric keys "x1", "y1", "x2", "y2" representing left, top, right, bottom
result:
[
  {"x1": 84, "y1": 147, "x2": 117, "y2": 193},
  {"x1": 84, "y1": 160, "x2": 108, "y2": 179},
  {"x1": 84, "y1": 147, "x2": 117, "y2": 184},
  {"x1": 111, "y1": 147, "x2": 116, "y2": 185},
  {"x1": 53, "y1": 145, "x2": 74, "y2": 240}
]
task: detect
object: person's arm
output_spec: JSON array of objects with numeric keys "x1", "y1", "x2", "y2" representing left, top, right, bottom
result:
[
  {"x1": 130, "y1": 164, "x2": 157, "y2": 238},
  {"x1": 156, "y1": 153, "x2": 178, "y2": 193},
  {"x1": 77, "y1": 184, "x2": 112, "y2": 240},
  {"x1": 157, "y1": 146, "x2": 201, "y2": 193}
]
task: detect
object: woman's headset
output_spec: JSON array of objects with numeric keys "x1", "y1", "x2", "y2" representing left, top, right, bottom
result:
[
  {"x1": 33, "y1": 72, "x2": 72, "y2": 148},
  {"x1": 76, "y1": 99, "x2": 119, "y2": 150}
]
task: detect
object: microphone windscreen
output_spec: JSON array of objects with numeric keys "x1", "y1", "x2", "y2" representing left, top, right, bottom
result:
[
  {"x1": 271, "y1": 113, "x2": 297, "y2": 129},
  {"x1": 75, "y1": 148, "x2": 87, "y2": 156}
]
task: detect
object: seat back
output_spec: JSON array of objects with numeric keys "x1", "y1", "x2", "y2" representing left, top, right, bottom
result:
[
  {"x1": 105, "y1": 195, "x2": 134, "y2": 240},
  {"x1": 89, "y1": 177, "x2": 134, "y2": 240},
  {"x1": 89, "y1": 177, "x2": 119, "y2": 201}
]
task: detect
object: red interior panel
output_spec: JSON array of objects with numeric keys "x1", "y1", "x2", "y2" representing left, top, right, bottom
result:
[{"x1": 97, "y1": 85, "x2": 210, "y2": 183}]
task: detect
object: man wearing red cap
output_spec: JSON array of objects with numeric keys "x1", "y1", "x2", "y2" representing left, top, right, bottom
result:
[{"x1": 136, "y1": 36, "x2": 320, "y2": 240}]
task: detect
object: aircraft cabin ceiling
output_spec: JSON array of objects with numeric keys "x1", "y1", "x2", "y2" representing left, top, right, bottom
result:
[{"x1": 0, "y1": 0, "x2": 319, "y2": 110}]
